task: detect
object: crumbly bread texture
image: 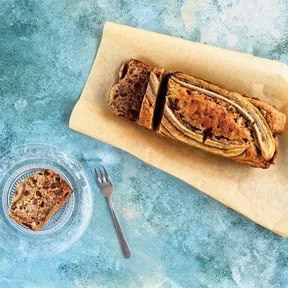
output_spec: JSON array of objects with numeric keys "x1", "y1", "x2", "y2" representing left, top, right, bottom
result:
[
  {"x1": 109, "y1": 59, "x2": 152, "y2": 121},
  {"x1": 9, "y1": 169, "x2": 73, "y2": 231},
  {"x1": 109, "y1": 60, "x2": 286, "y2": 168}
]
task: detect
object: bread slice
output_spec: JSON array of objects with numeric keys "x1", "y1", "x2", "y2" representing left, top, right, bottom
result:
[
  {"x1": 9, "y1": 169, "x2": 73, "y2": 231},
  {"x1": 109, "y1": 59, "x2": 152, "y2": 121},
  {"x1": 138, "y1": 67, "x2": 166, "y2": 129}
]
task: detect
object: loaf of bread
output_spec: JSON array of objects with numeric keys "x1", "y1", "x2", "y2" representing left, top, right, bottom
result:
[
  {"x1": 9, "y1": 169, "x2": 73, "y2": 231},
  {"x1": 109, "y1": 59, "x2": 286, "y2": 168}
]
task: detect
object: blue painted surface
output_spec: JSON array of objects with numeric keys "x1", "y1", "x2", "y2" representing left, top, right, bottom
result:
[{"x1": 1, "y1": 0, "x2": 288, "y2": 287}]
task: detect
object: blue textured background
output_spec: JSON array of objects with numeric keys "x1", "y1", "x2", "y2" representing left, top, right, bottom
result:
[{"x1": 1, "y1": 0, "x2": 288, "y2": 287}]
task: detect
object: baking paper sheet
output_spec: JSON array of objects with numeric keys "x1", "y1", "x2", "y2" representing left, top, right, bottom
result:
[{"x1": 69, "y1": 22, "x2": 288, "y2": 237}]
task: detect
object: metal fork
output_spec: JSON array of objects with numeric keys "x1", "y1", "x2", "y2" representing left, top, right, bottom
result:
[{"x1": 94, "y1": 167, "x2": 131, "y2": 258}]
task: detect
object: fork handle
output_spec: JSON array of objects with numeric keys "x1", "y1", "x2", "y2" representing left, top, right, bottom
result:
[{"x1": 108, "y1": 198, "x2": 132, "y2": 258}]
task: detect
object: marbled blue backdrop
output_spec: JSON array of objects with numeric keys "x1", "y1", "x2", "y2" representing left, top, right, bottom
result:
[{"x1": 1, "y1": 0, "x2": 288, "y2": 287}]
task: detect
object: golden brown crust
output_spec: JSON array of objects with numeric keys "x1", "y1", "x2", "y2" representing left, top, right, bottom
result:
[
  {"x1": 231, "y1": 139, "x2": 279, "y2": 168},
  {"x1": 8, "y1": 169, "x2": 73, "y2": 231},
  {"x1": 233, "y1": 96, "x2": 285, "y2": 168},
  {"x1": 157, "y1": 72, "x2": 286, "y2": 168},
  {"x1": 244, "y1": 95, "x2": 286, "y2": 134}
]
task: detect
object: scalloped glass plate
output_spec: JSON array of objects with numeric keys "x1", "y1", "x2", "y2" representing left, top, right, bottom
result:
[{"x1": 0, "y1": 144, "x2": 93, "y2": 258}]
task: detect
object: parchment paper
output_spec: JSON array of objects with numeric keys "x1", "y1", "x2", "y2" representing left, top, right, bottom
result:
[{"x1": 69, "y1": 22, "x2": 288, "y2": 237}]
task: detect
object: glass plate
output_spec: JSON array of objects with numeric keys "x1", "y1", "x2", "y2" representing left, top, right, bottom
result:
[{"x1": 0, "y1": 144, "x2": 93, "y2": 258}]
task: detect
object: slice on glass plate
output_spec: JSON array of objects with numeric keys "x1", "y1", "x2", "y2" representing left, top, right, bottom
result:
[
  {"x1": 0, "y1": 144, "x2": 93, "y2": 258},
  {"x1": 9, "y1": 169, "x2": 73, "y2": 231}
]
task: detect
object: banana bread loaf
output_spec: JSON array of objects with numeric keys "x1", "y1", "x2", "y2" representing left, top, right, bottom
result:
[
  {"x1": 158, "y1": 72, "x2": 286, "y2": 168},
  {"x1": 109, "y1": 59, "x2": 286, "y2": 168}
]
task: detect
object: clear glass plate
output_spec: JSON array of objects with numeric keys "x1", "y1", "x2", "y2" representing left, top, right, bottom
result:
[{"x1": 0, "y1": 144, "x2": 93, "y2": 258}]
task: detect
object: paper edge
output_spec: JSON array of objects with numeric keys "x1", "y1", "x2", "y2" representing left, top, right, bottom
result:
[
  {"x1": 70, "y1": 98, "x2": 287, "y2": 238},
  {"x1": 69, "y1": 21, "x2": 288, "y2": 238}
]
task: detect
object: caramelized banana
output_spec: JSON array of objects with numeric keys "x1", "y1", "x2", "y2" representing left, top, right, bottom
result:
[{"x1": 163, "y1": 105, "x2": 247, "y2": 157}]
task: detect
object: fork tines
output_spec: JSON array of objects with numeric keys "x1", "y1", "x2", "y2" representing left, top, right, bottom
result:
[{"x1": 94, "y1": 166, "x2": 111, "y2": 185}]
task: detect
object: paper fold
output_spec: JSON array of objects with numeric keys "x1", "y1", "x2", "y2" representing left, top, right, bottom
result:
[{"x1": 70, "y1": 22, "x2": 288, "y2": 237}]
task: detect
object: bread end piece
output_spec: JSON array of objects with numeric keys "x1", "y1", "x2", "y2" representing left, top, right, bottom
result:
[{"x1": 109, "y1": 59, "x2": 152, "y2": 121}]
